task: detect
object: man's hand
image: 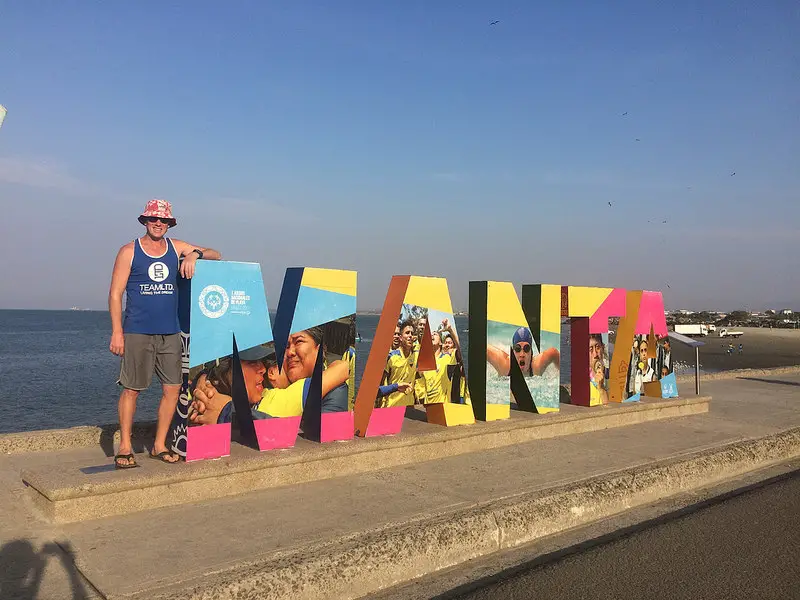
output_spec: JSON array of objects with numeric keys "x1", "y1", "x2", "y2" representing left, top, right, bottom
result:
[
  {"x1": 180, "y1": 253, "x2": 199, "y2": 279},
  {"x1": 397, "y1": 382, "x2": 412, "y2": 394},
  {"x1": 110, "y1": 331, "x2": 125, "y2": 356}
]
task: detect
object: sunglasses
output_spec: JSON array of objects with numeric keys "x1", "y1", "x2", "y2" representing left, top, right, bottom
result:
[
  {"x1": 145, "y1": 216, "x2": 170, "y2": 224},
  {"x1": 513, "y1": 343, "x2": 531, "y2": 354}
]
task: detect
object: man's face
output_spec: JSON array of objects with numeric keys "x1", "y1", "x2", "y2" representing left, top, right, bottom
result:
[
  {"x1": 416, "y1": 318, "x2": 426, "y2": 338},
  {"x1": 400, "y1": 326, "x2": 415, "y2": 351},
  {"x1": 144, "y1": 217, "x2": 169, "y2": 240},
  {"x1": 392, "y1": 326, "x2": 401, "y2": 349},
  {"x1": 663, "y1": 340, "x2": 670, "y2": 352},
  {"x1": 589, "y1": 338, "x2": 603, "y2": 364},
  {"x1": 442, "y1": 336, "x2": 454, "y2": 353},
  {"x1": 513, "y1": 340, "x2": 532, "y2": 372},
  {"x1": 241, "y1": 360, "x2": 267, "y2": 405},
  {"x1": 639, "y1": 342, "x2": 649, "y2": 360},
  {"x1": 285, "y1": 331, "x2": 319, "y2": 383}
]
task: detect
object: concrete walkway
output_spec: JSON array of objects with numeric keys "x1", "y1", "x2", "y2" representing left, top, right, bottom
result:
[{"x1": 1, "y1": 372, "x2": 798, "y2": 600}]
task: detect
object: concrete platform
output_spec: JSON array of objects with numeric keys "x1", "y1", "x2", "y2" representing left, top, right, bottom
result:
[{"x1": 23, "y1": 396, "x2": 709, "y2": 523}]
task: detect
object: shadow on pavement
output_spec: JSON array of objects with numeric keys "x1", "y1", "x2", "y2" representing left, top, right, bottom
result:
[{"x1": 0, "y1": 539, "x2": 95, "y2": 600}]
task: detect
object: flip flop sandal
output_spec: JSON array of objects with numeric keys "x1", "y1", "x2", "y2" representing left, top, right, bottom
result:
[
  {"x1": 114, "y1": 453, "x2": 138, "y2": 469},
  {"x1": 149, "y1": 450, "x2": 180, "y2": 464}
]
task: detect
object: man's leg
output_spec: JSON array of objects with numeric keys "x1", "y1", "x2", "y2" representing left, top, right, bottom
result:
[
  {"x1": 117, "y1": 388, "x2": 140, "y2": 465},
  {"x1": 152, "y1": 384, "x2": 181, "y2": 461},
  {"x1": 116, "y1": 333, "x2": 154, "y2": 467},
  {"x1": 152, "y1": 333, "x2": 183, "y2": 462}
]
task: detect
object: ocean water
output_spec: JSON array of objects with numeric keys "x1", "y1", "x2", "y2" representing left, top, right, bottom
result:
[{"x1": 0, "y1": 311, "x2": 474, "y2": 433}]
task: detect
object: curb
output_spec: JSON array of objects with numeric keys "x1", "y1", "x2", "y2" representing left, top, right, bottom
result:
[
  {"x1": 25, "y1": 397, "x2": 710, "y2": 524},
  {"x1": 0, "y1": 421, "x2": 157, "y2": 456},
  {"x1": 3, "y1": 365, "x2": 797, "y2": 456},
  {"x1": 118, "y1": 427, "x2": 800, "y2": 600}
]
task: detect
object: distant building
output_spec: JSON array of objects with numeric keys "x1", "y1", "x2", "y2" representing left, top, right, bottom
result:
[{"x1": 779, "y1": 309, "x2": 794, "y2": 316}]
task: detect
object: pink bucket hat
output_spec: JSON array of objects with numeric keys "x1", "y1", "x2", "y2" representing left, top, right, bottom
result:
[{"x1": 138, "y1": 199, "x2": 177, "y2": 228}]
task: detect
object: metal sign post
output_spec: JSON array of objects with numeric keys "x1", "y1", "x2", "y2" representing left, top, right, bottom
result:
[{"x1": 668, "y1": 331, "x2": 706, "y2": 396}]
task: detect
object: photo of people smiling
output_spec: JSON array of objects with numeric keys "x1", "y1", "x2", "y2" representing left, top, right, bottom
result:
[
  {"x1": 188, "y1": 316, "x2": 355, "y2": 427},
  {"x1": 377, "y1": 303, "x2": 470, "y2": 408}
]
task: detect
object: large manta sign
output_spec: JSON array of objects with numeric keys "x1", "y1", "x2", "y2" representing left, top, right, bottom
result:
[{"x1": 172, "y1": 261, "x2": 678, "y2": 461}]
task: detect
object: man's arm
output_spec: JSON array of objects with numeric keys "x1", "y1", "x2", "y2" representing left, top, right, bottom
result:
[
  {"x1": 173, "y1": 240, "x2": 222, "y2": 260},
  {"x1": 108, "y1": 244, "x2": 134, "y2": 356},
  {"x1": 171, "y1": 239, "x2": 222, "y2": 279},
  {"x1": 321, "y1": 360, "x2": 349, "y2": 397},
  {"x1": 444, "y1": 319, "x2": 463, "y2": 363}
]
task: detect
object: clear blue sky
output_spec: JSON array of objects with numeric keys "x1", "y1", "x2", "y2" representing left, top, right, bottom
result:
[{"x1": 1, "y1": 1, "x2": 798, "y2": 311}]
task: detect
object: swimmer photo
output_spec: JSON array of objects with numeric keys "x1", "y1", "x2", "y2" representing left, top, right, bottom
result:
[{"x1": 485, "y1": 321, "x2": 561, "y2": 406}]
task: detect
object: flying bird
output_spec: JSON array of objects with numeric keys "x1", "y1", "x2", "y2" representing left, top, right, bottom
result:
[
  {"x1": 635, "y1": 138, "x2": 641, "y2": 142},
  {"x1": 730, "y1": 172, "x2": 736, "y2": 176},
  {"x1": 662, "y1": 220, "x2": 668, "y2": 224},
  {"x1": 667, "y1": 284, "x2": 671, "y2": 289},
  {"x1": 608, "y1": 201, "x2": 612, "y2": 207},
  {"x1": 622, "y1": 112, "x2": 628, "y2": 116},
  {"x1": 490, "y1": 20, "x2": 500, "y2": 25}
]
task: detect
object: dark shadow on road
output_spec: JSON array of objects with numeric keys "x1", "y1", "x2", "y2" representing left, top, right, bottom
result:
[
  {"x1": 99, "y1": 421, "x2": 155, "y2": 457},
  {"x1": 431, "y1": 468, "x2": 800, "y2": 600},
  {"x1": 736, "y1": 377, "x2": 800, "y2": 387},
  {"x1": 0, "y1": 539, "x2": 96, "y2": 599},
  {"x1": 404, "y1": 406, "x2": 429, "y2": 422}
]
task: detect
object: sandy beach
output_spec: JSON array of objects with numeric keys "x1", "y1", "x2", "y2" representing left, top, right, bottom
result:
[{"x1": 669, "y1": 327, "x2": 800, "y2": 373}]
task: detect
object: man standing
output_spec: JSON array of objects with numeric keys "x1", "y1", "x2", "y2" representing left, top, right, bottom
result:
[
  {"x1": 108, "y1": 200, "x2": 220, "y2": 468},
  {"x1": 380, "y1": 319, "x2": 418, "y2": 407}
]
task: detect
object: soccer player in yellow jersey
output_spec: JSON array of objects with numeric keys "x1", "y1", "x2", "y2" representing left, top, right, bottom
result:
[
  {"x1": 381, "y1": 319, "x2": 418, "y2": 407},
  {"x1": 421, "y1": 330, "x2": 452, "y2": 404}
]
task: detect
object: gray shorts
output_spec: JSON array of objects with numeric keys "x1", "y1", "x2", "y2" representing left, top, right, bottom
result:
[{"x1": 118, "y1": 333, "x2": 182, "y2": 391}]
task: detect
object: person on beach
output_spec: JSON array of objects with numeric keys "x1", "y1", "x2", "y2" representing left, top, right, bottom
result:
[{"x1": 108, "y1": 199, "x2": 220, "y2": 468}]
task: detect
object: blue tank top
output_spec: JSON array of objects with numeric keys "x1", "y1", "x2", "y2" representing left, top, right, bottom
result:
[{"x1": 123, "y1": 238, "x2": 180, "y2": 335}]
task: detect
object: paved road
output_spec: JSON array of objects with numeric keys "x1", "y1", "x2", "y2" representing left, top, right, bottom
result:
[{"x1": 447, "y1": 471, "x2": 800, "y2": 600}]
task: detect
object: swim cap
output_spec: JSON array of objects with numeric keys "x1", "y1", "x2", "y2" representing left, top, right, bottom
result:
[{"x1": 512, "y1": 327, "x2": 533, "y2": 345}]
